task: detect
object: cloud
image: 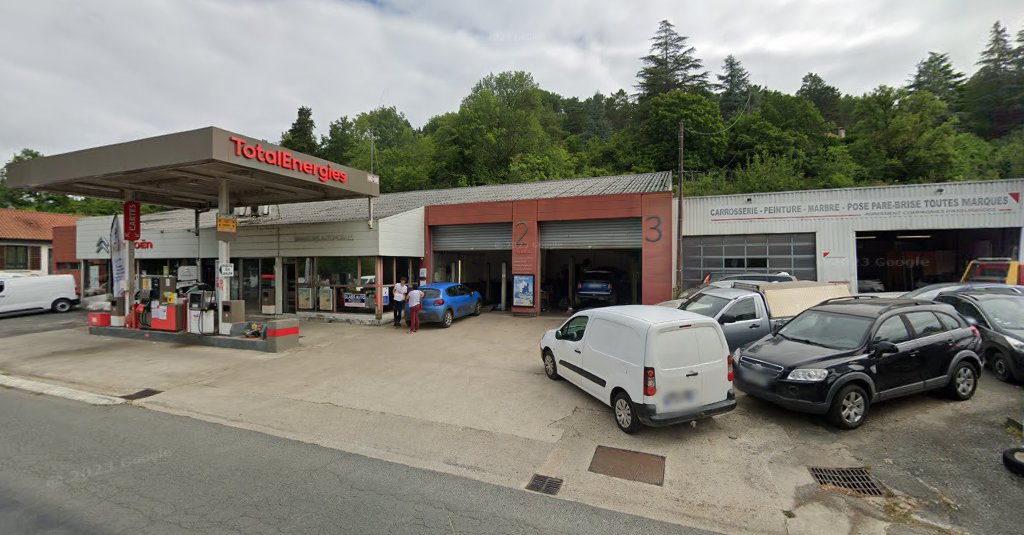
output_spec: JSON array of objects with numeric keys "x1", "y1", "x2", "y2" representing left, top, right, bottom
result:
[{"x1": 1, "y1": 0, "x2": 1021, "y2": 160}]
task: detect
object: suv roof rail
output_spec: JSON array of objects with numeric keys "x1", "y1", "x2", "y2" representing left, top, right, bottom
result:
[
  {"x1": 730, "y1": 282, "x2": 764, "y2": 292},
  {"x1": 972, "y1": 257, "x2": 1014, "y2": 262},
  {"x1": 819, "y1": 295, "x2": 878, "y2": 305}
]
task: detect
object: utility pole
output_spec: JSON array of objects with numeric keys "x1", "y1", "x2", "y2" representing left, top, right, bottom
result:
[{"x1": 676, "y1": 120, "x2": 685, "y2": 296}]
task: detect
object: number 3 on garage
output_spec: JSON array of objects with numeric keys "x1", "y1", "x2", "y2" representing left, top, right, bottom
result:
[{"x1": 645, "y1": 215, "x2": 662, "y2": 242}]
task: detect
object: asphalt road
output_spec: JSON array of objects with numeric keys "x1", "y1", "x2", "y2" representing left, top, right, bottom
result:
[
  {"x1": 0, "y1": 309, "x2": 88, "y2": 337},
  {"x1": 0, "y1": 388, "x2": 716, "y2": 535}
]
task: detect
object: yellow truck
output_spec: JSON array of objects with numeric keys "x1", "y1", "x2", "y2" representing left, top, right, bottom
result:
[{"x1": 961, "y1": 258, "x2": 1023, "y2": 285}]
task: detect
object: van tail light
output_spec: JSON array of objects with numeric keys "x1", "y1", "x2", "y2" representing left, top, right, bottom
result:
[
  {"x1": 644, "y1": 367, "x2": 657, "y2": 396},
  {"x1": 608, "y1": 283, "x2": 613, "y2": 291},
  {"x1": 434, "y1": 299, "x2": 445, "y2": 306},
  {"x1": 577, "y1": 282, "x2": 582, "y2": 289},
  {"x1": 727, "y1": 355, "x2": 735, "y2": 382}
]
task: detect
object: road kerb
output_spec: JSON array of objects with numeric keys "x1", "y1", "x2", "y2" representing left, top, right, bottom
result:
[{"x1": 0, "y1": 374, "x2": 126, "y2": 406}]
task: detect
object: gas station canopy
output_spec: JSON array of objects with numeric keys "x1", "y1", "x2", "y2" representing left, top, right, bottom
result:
[{"x1": 5, "y1": 126, "x2": 379, "y2": 209}]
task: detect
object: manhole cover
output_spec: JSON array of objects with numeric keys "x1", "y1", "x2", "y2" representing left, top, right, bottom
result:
[
  {"x1": 120, "y1": 388, "x2": 163, "y2": 401},
  {"x1": 525, "y1": 474, "x2": 563, "y2": 495},
  {"x1": 588, "y1": 446, "x2": 665, "y2": 486},
  {"x1": 808, "y1": 466, "x2": 885, "y2": 497}
]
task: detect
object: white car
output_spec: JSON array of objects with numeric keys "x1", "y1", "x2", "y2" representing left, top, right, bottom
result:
[
  {"x1": 539, "y1": 305, "x2": 736, "y2": 433},
  {"x1": 0, "y1": 274, "x2": 79, "y2": 316}
]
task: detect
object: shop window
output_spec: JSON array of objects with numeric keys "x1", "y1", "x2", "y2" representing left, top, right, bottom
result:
[
  {"x1": 317, "y1": 257, "x2": 358, "y2": 286},
  {"x1": 56, "y1": 262, "x2": 81, "y2": 270},
  {"x1": 359, "y1": 256, "x2": 376, "y2": 285}
]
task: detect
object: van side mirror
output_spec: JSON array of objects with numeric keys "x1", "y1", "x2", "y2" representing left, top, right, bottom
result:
[
  {"x1": 873, "y1": 341, "x2": 898, "y2": 355},
  {"x1": 718, "y1": 314, "x2": 735, "y2": 325}
]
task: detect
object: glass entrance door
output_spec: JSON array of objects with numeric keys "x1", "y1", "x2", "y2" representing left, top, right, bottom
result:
[{"x1": 241, "y1": 259, "x2": 261, "y2": 313}]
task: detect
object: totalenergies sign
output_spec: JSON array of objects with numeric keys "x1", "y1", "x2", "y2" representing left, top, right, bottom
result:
[{"x1": 229, "y1": 136, "x2": 347, "y2": 183}]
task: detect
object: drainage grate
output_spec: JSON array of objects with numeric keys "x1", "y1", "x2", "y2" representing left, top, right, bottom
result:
[
  {"x1": 525, "y1": 474, "x2": 563, "y2": 495},
  {"x1": 120, "y1": 388, "x2": 163, "y2": 401},
  {"x1": 808, "y1": 466, "x2": 885, "y2": 497},
  {"x1": 588, "y1": 446, "x2": 666, "y2": 486}
]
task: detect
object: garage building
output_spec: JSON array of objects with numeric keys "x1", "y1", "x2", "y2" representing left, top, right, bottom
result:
[{"x1": 677, "y1": 179, "x2": 1024, "y2": 293}]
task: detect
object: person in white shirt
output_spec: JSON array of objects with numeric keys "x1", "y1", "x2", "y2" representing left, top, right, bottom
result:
[
  {"x1": 392, "y1": 277, "x2": 408, "y2": 327},
  {"x1": 406, "y1": 284, "x2": 424, "y2": 333}
]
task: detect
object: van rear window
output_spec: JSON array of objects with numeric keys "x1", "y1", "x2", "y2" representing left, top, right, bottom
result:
[{"x1": 652, "y1": 326, "x2": 725, "y2": 369}]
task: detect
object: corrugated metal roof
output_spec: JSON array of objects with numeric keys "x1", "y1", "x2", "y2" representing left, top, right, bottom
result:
[
  {"x1": 0, "y1": 208, "x2": 80, "y2": 241},
  {"x1": 139, "y1": 172, "x2": 672, "y2": 230}
]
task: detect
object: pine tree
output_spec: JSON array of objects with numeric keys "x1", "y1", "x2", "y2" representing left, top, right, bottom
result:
[
  {"x1": 1015, "y1": 27, "x2": 1024, "y2": 72},
  {"x1": 280, "y1": 106, "x2": 319, "y2": 156},
  {"x1": 978, "y1": 21, "x2": 1014, "y2": 74},
  {"x1": 715, "y1": 54, "x2": 751, "y2": 117},
  {"x1": 962, "y1": 21, "x2": 1023, "y2": 138},
  {"x1": 908, "y1": 52, "x2": 965, "y2": 103},
  {"x1": 797, "y1": 73, "x2": 842, "y2": 124},
  {"x1": 636, "y1": 20, "x2": 708, "y2": 97}
]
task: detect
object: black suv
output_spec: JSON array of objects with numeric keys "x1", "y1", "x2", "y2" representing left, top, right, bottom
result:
[
  {"x1": 734, "y1": 297, "x2": 982, "y2": 429},
  {"x1": 935, "y1": 290, "x2": 1024, "y2": 383}
]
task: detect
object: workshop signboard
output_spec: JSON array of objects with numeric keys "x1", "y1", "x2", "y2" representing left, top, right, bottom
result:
[{"x1": 706, "y1": 191, "x2": 1021, "y2": 223}]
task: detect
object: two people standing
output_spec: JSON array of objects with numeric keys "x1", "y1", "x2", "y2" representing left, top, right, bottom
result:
[{"x1": 392, "y1": 277, "x2": 423, "y2": 333}]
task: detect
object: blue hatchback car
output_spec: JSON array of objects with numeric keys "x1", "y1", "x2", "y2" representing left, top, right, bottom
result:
[{"x1": 406, "y1": 282, "x2": 483, "y2": 328}]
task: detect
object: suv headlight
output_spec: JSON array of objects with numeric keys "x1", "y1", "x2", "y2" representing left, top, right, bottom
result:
[
  {"x1": 787, "y1": 368, "x2": 829, "y2": 382},
  {"x1": 1008, "y1": 337, "x2": 1024, "y2": 352}
]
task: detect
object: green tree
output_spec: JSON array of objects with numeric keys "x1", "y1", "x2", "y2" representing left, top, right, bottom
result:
[
  {"x1": 319, "y1": 116, "x2": 358, "y2": 165},
  {"x1": 961, "y1": 21, "x2": 1022, "y2": 138},
  {"x1": 430, "y1": 71, "x2": 562, "y2": 186},
  {"x1": 715, "y1": 54, "x2": 751, "y2": 118},
  {"x1": 280, "y1": 106, "x2": 319, "y2": 156},
  {"x1": 908, "y1": 52, "x2": 965, "y2": 104},
  {"x1": 731, "y1": 153, "x2": 806, "y2": 193},
  {"x1": 636, "y1": 20, "x2": 708, "y2": 97},
  {"x1": 633, "y1": 91, "x2": 725, "y2": 174},
  {"x1": 346, "y1": 106, "x2": 432, "y2": 192},
  {"x1": 796, "y1": 73, "x2": 842, "y2": 124},
  {"x1": 848, "y1": 87, "x2": 959, "y2": 182}
]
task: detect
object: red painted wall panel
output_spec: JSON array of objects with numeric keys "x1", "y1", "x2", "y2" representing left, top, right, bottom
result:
[
  {"x1": 426, "y1": 201, "x2": 513, "y2": 226},
  {"x1": 510, "y1": 200, "x2": 539, "y2": 315},
  {"x1": 641, "y1": 192, "x2": 673, "y2": 304},
  {"x1": 536, "y1": 194, "x2": 641, "y2": 221}
]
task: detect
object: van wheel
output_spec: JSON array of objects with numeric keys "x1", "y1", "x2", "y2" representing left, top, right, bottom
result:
[
  {"x1": 612, "y1": 391, "x2": 642, "y2": 434},
  {"x1": 827, "y1": 384, "x2": 869, "y2": 430},
  {"x1": 52, "y1": 299, "x2": 73, "y2": 313},
  {"x1": 472, "y1": 300, "x2": 482, "y2": 316},
  {"x1": 441, "y1": 309, "x2": 454, "y2": 328},
  {"x1": 990, "y1": 352, "x2": 1014, "y2": 383},
  {"x1": 946, "y1": 361, "x2": 977, "y2": 400},
  {"x1": 542, "y1": 350, "x2": 560, "y2": 380}
]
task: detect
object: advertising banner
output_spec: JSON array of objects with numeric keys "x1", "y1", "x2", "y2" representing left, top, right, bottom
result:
[
  {"x1": 512, "y1": 274, "x2": 534, "y2": 307},
  {"x1": 110, "y1": 216, "x2": 127, "y2": 298},
  {"x1": 123, "y1": 201, "x2": 140, "y2": 241}
]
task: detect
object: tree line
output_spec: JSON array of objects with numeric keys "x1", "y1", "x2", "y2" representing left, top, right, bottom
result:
[{"x1": 3, "y1": 19, "x2": 1023, "y2": 215}]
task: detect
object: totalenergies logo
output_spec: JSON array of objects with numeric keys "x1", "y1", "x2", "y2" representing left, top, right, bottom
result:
[{"x1": 229, "y1": 136, "x2": 347, "y2": 184}]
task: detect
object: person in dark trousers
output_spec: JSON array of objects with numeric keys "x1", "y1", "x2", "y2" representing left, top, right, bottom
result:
[
  {"x1": 407, "y1": 283, "x2": 424, "y2": 333},
  {"x1": 392, "y1": 277, "x2": 408, "y2": 327}
]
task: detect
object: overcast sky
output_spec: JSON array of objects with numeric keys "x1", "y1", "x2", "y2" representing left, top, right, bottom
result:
[{"x1": 2, "y1": 0, "x2": 1022, "y2": 161}]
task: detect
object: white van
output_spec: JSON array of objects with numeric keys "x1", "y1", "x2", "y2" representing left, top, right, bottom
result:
[
  {"x1": 540, "y1": 305, "x2": 736, "y2": 433},
  {"x1": 0, "y1": 274, "x2": 79, "y2": 316}
]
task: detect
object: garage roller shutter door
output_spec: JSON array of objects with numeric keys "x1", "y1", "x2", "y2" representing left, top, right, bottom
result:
[
  {"x1": 432, "y1": 223, "x2": 512, "y2": 251},
  {"x1": 682, "y1": 233, "x2": 817, "y2": 288},
  {"x1": 539, "y1": 218, "x2": 642, "y2": 249}
]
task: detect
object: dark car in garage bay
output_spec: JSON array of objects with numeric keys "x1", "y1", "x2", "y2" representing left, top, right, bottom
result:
[{"x1": 734, "y1": 297, "x2": 982, "y2": 429}]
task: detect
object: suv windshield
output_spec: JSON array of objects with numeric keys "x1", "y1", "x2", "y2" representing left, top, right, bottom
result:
[
  {"x1": 777, "y1": 310, "x2": 872, "y2": 350},
  {"x1": 979, "y1": 298, "x2": 1024, "y2": 330},
  {"x1": 681, "y1": 293, "x2": 730, "y2": 318}
]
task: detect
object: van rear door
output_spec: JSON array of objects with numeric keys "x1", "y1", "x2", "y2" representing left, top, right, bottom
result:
[{"x1": 648, "y1": 322, "x2": 730, "y2": 411}]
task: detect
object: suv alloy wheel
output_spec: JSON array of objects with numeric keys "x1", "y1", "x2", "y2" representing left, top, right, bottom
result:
[{"x1": 827, "y1": 384, "x2": 870, "y2": 429}]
